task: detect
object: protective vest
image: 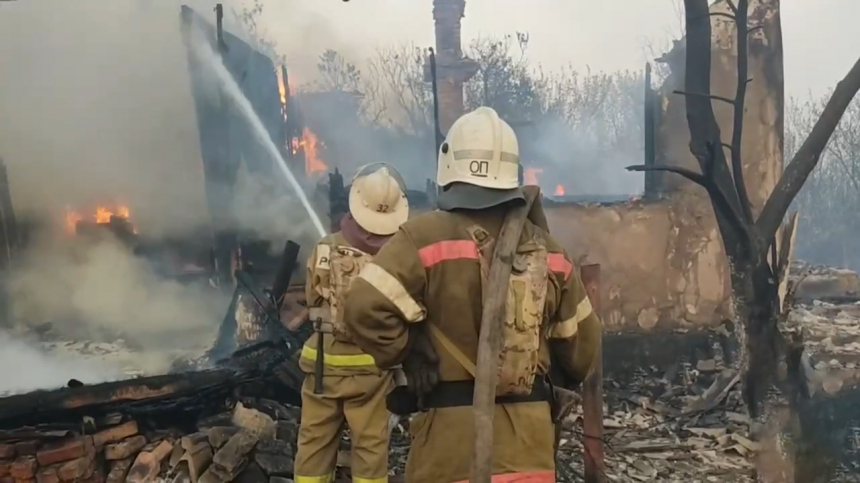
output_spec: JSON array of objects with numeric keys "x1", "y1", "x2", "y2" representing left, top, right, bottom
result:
[
  {"x1": 309, "y1": 242, "x2": 372, "y2": 343},
  {"x1": 466, "y1": 223, "x2": 549, "y2": 396}
]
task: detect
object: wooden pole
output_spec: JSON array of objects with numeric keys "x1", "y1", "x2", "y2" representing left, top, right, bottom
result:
[
  {"x1": 470, "y1": 192, "x2": 538, "y2": 483},
  {"x1": 580, "y1": 263, "x2": 605, "y2": 482}
]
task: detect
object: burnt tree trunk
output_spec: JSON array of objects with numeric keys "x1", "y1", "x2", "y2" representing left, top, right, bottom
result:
[{"x1": 628, "y1": 0, "x2": 860, "y2": 480}]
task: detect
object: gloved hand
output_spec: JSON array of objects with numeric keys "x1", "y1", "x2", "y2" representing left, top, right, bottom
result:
[{"x1": 402, "y1": 324, "x2": 440, "y2": 411}]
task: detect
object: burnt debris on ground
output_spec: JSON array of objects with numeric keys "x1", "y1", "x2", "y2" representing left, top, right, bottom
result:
[
  {"x1": 3, "y1": 262, "x2": 860, "y2": 482},
  {"x1": 0, "y1": 337, "x2": 305, "y2": 483}
]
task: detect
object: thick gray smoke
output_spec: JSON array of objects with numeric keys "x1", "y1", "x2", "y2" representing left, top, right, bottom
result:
[
  {"x1": 0, "y1": 336, "x2": 122, "y2": 395},
  {"x1": 0, "y1": 0, "x2": 212, "y2": 237},
  {"x1": 7, "y1": 234, "x2": 224, "y2": 373},
  {"x1": 0, "y1": 0, "x2": 332, "y2": 240}
]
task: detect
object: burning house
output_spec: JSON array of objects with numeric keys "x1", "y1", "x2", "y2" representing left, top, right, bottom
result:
[{"x1": 0, "y1": 0, "x2": 859, "y2": 481}]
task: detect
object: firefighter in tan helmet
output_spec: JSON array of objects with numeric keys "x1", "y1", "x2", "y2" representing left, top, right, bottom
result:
[
  {"x1": 343, "y1": 107, "x2": 602, "y2": 482},
  {"x1": 294, "y1": 163, "x2": 409, "y2": 483}
]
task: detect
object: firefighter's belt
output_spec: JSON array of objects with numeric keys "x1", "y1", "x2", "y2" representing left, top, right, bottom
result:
[{"x1": 386, "y1": 380, "x2": 549, "y2": 416}]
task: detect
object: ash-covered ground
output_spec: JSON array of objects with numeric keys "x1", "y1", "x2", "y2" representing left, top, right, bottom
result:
[{"x1": 4, "y1": 263, "x2": 860, "y2": 482}]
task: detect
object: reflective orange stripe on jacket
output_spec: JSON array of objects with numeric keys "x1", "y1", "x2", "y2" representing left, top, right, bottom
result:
[
  {"x1": 451, "y1": 471, "x2": 555, "y2": 483},
  {"x1": 417, "y1": 239, "x2": 573, "y2": 280}
]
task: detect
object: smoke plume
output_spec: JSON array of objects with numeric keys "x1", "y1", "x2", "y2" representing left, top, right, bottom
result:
[
  {"x1": 0, "y1": 335, "x2": 122, "y2": 395},
  {"x1": 0, "y1": 0, "x2": 333, "y2": 241},
  {"x1": 8, "y1": 233, "x2": 224, "y2": 354}
]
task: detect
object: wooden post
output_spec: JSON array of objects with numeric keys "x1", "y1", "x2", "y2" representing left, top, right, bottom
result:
[
  {"x1": 580, "y1": 263, "x2": 605, "y2": 482},
  {"x1": 328, "y1": 169, "x2": 346, "y2": 232},
  {"x1": 470, "y1": 191, "x2": 538, "y2": 483},
  {"x1": 643, "y1": 63, "x2": 658, "y2": 200}
]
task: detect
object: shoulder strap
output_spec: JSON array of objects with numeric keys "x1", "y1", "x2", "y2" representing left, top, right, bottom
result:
[
  {"x1": 426, "y1": 221, "x2": 491, "y2": 378},
  {"x1": 427, "y1": 323, "x2": 477, "y2": 377}
]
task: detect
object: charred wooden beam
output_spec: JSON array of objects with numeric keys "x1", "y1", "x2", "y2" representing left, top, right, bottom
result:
[
  {"x1": 0, "y1": 368, "x2": 247, "y2": 430},
  {"x1": 214, "y1": 3, "x2": 227, "y2": 53},
  {"x1": 0, "y1": 157, "x2": 18, "y2": 267},
  {"x1": 643, "y1": 64, "x2": 658, "y2": 200},
  {"x1": 328, "y1": 169, "x2": 347, "y2": 232},
  {"x1": 271, "y1": 240, "x2": 301, "y2": 311},
  {"x1": 234, "y1": 270, "x2": 304, "y2": 355}
]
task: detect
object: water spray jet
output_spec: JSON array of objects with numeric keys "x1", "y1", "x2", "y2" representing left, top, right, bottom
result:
[{"x1": 190, "y1": 35, "x2": 328, "y2": 239}]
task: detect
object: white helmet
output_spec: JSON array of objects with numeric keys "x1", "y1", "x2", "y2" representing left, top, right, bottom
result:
[
  {"x1": 348, "y1": 163, "x2": 409, "y2": 236},
  {"x1": 436, "y1": 107, "x2": 523, "y2": 210}
]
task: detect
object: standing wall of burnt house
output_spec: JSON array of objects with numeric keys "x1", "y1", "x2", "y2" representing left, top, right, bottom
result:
[{"x1": 540, "y1": 0, "x2": 784, "y2": 375}]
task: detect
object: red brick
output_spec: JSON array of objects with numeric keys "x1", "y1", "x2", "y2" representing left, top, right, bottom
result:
[
  {"x1": 0, "y1": 460, "x2": 10, "y2": 477},
  {"x1": 78, "y1": 473, "x2": 105, "y2": 483},
  {"x1": 34, "y1": 466, "x2": 59, "y2": 483},
  {"x1": 92, "y1": 421, "x2": 138, "y2": 448},
  {"x1": 35, "y1": 437, "x2": 92, "y2": 467},
  {"x1": 0, "y1": 446, "x2": 14, "y2": 460},
  {"x1": 13, "y1": 442, "x2": 39, "y2": 456},
  {"x1": 103, "y1": 436, "x2": 145, "y2": 461},
  {"x1": 9, "y1": 456, "x2": 36, "y2": 480},
  {"x1": 77, "y1": 463, "x2": 105, "y2": 483},
  {"x1": 104, "y1": 459, "x2": 131, "y2": 483},
  {"x1": 0, "y1": 477, "x2": 12, "y2": 483},
  {"x1": 56, "y1": 455, "x2": 91, "y2": 481}
]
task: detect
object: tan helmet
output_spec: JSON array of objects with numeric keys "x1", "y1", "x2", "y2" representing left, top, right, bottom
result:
[
  {"x1": 348, "y1": 163, "x2": 409, "y2": 236},
  {"x1": 436, "y1": 106, "x2": 523, "y2": 210}
]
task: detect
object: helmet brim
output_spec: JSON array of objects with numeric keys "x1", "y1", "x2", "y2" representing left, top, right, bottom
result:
[
  {"x1": 437, "y1": 183, "x2": 525, "y2": 211},
  {"x1": 349, "y1": 188, "x2": 409, "y2": 236}
]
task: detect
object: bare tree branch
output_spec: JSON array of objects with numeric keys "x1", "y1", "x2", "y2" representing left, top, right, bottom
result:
[
  {"x1": 682, "y1": 0, "x2": 750, "y2": 253},
  {"x1": 757, "y1": 56, "x2": 860, "y2": 243},
  {"x1": 729, "y1": 0, "x2": 755, "y2": 223},
  {"x1": 673, "y1": 89, "x2": 736, "y2": 106},
  {"x1": 626, "y1": 164, "x2": 705, "y2": 184}
]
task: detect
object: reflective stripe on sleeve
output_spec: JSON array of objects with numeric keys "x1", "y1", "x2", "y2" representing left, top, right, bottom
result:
[
  {"x1": 357, "y1": 263, "x2": 425, "y2": 322},
  {"x1": 548, "y1": 253, "x2": 573, "y2": 280},
  {"x1": 353, "y1": 477, "x2": 389, "y2": 483},
  {"x1": 295, "y1": 473, "x2": 335, "y2": 483},
  {"x1": 418, "y1": 240, "x2": 479, "y2": 267},
  {"x1": 300, "y1": 344, "x2": 376, "y2": 367},
  {"x1": 549, "y1": 296, "x2": 594, "y2": 339}
]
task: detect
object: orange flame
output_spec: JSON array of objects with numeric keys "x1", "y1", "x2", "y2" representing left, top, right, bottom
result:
[
  {"x1": 64, "y1": 205, "x2": 135, "y2": 235},
  {"x1": 555, "y1": 185, "x2": 565, "y2": 196},
  {"x1": 275, "y1": 67, "x2": 287, "y2": 105},
  {"x1": 275, "y1": 67, "x2": 325, "y2": 175},
  {"x1": 301, "y1": 128, "x2": 328, "y2": 174},
  {"x1": 523, "y1": 167, "x2": 542, "y2": 186}
]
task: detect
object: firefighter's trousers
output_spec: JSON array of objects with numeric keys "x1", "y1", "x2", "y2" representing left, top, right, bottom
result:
[
  {"x1": 405, "y1": 400, "x2": 557, "y2": 482},
  {"x1": 294, "y1": 372, "x2": 394, "y2": 483}
]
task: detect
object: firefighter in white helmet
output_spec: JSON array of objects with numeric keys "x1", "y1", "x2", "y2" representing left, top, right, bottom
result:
[
  {"x1": 343, "y1": 107, "x2": 602, "y2": 482},
  {"x1": 294, "y1": 163, "x2": 410, "y2": 483}
]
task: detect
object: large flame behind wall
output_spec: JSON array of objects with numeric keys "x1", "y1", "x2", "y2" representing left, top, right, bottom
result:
[{"x1": 275, "y1": 66, "x2": 328, "y2": 175}]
